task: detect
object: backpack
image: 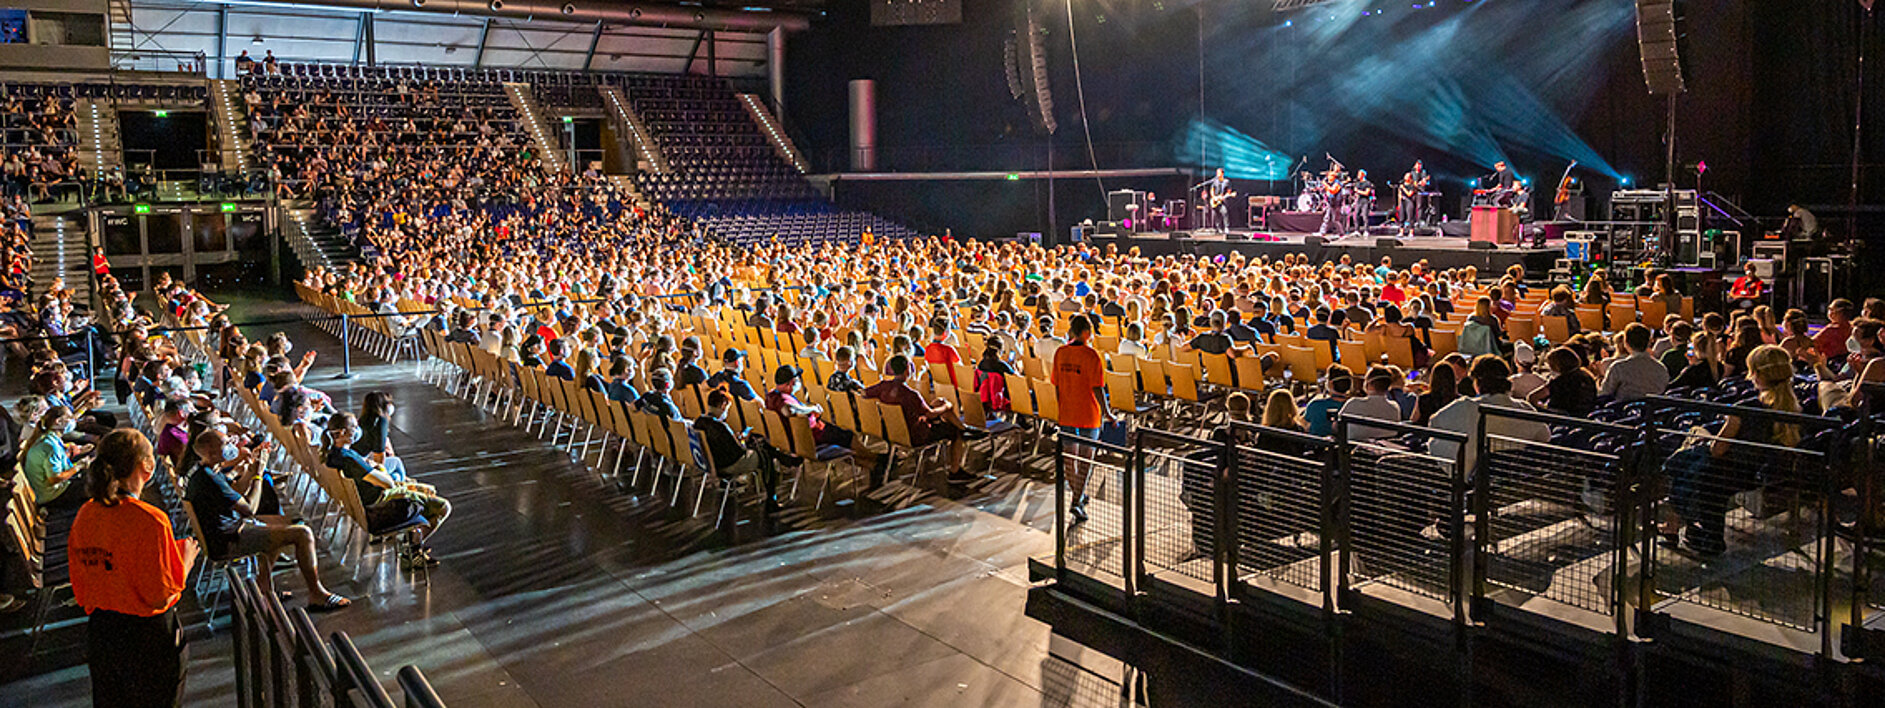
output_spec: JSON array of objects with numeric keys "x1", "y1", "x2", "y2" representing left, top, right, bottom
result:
[{"x1": 976, "y1": 369, "x2": 1010, "y2": 412}]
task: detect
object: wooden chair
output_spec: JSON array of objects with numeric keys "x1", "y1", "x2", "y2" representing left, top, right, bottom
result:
[
  {"x1": 1541, "y1": 316, "x2": 1571, "y2": 344},
  {"x1": 1338, "y1": 340, "x2": 1369, "y2": 368},
  {"x1": 1575, "y1": 306, "x2": 1604, "y2": 334}
]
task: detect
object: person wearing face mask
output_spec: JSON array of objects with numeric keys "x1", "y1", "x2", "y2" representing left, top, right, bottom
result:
[
  {"x1": 184, "y1": 429, "x2": 350, "y2": 611},
  {"x1": 22, "y1": 406, "x2": 92, "y2": 508},
  {"x1": 351, "y1": 392, "x2": 410, "y2": 482},
  {"x1": 323, "y1": 412, "x2": 449, "y2": 569}
]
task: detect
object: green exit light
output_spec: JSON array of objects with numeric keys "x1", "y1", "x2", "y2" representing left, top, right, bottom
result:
[
  {"x1": 562, "y1": 116, "x2": 573, "y2": 124},
  {"x1": 220, "y1": 202, "x2": 236, "y2": 212},
  {"x1": 153, "y1": 110, "x2": 168, "y2": 118},
  {"x1": 1006, "y1": 173, "x2": 1020, "y2": 181},
  {"x1": 133, "y1": 204, "x2": 151, "y2": 214}
]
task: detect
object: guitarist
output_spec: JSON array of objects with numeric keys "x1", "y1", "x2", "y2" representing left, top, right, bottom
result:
[{"x1": 1205, "y1": 168, "x2": 1235, "y2": 232}]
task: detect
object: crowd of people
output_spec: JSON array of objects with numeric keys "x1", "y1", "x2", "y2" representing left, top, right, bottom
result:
[
  {"x1": 295, "y1": 227, "x2": 1885, "y2": 543},
  {"x1": 2, "y1": 85, "x2": 80, "y2": 204}
]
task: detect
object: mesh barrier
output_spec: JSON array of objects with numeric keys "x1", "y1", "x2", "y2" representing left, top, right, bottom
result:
[
  {"x1": 1060, "y1": 435, "x2": 1134, "y2": 585},
  {"x1": 1479, "y1": 428, "x2": 1626, "y2": 617},
  {"x1": 1232, "y1": 428, "x2": 1332, "y2": 594},
  {"x1": 1137, "y1": 431, "x2": 1222, "y2": 585},
  {"x1": 1645, "y1": 424, "x2": 1827, "y2": 633},
  {"x1": 1342, "y1": 419, "x2": 1463, "y2": 606}
]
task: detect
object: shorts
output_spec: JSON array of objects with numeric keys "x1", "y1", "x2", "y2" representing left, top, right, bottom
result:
[
  {"x1": 227, "y1": 518, "x2": 278, "y2": 558},
  {"x1": 1059, "y1": 426, "x2": 1101, "y2": 440}
]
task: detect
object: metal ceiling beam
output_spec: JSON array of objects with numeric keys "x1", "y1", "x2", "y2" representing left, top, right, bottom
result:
[
  {"x1": 681, "y1": 29, "x2": 705, "y2": 75},
  {"x1": 207, "y1": 0, "x2": 810, "y2": 33},
  {"x1": 215, "y1": 5, "x2": 227, "y2": 79},
  {"x1": 352, "y1": 12, "x2": 367, "y2": 63},
  {"x1": 473, "y1": 16, "x2": 492, "y2": 68},
  {"x1": 582, "y1": 20, "x2": 603, "y2": 72}
]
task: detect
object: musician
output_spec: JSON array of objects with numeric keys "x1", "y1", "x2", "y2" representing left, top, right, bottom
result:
[
  {"x1": 1488, "y1": 161, "x2": 1517, "y2": 191},
  {"x1": 1206, "y1": 168, "x2": 1233, "y2": 232},
  {"x1": 1399, "y1": 161, "x2": 1431, "y2": 229},
  {"x1": 1317, "y1": 163, "x2": 1349, "y2": 236},
  {"x1": 1352, "y1": 170, "x2": 1376, "y2": 235}
]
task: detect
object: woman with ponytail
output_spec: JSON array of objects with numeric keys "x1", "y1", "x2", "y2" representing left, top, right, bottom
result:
[
  {"x1": 1667, "y1": 345, "x2": 1803, "y2": 556},
  {"x1": 66, "y1": 429, "x2": 200, "y2": 707}
]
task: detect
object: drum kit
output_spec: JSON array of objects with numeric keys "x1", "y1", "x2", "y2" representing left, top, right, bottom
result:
[{"x1": 1295, "y1": 161, "x2": 1375, "y2": 235}]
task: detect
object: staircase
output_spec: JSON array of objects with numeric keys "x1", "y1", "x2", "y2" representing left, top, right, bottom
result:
[
  {"x1": 73, "y1": 98, "x2": 123, "y2": 178},
  {"x1": 28, "y1": 215, "x2": 91, "y2": 306},
  {"x1": 107, "y1": 0, "x2": 135, "y2": 52},
  {"x1": 503, "y1": 83, "x2": 569, "y2": 176},
  {"x1": 600, "y1": 86, "x2": 670, "y2": 174},
  {"x1": 208, "y1": 79, "x2": 253, "y2": 173},
  {"x1": 282, "y1": 204, "x2": 361, "y2": 271},
  {"x1": 737, "y1": 93, "x2": 810, "y2": 174},
  {"x1": 606, "y1": 174, "x2": 650, "y2": 209}
]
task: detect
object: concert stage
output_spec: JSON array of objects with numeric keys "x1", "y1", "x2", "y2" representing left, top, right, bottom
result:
[{"x1": 1091, "y1": 228, "x2": 1563, "y2": 274}]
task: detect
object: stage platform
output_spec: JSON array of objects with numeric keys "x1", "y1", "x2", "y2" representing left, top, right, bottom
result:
[{"x1": 1092, "y1": 229, "x2": 1564, "y2": 275}]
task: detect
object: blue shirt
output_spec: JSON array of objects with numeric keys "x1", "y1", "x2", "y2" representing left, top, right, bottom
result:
[
  {"x1": 22, "y1": 434, "x2": 74, "y2": 503},
  {"x1": 1303, "y1": 398, "x2": 1344, "y2": 437}
]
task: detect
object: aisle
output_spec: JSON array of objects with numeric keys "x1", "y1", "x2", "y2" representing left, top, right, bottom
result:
[{"x1": 3, "y1": 298, "x2": 1141, "y2": 708}]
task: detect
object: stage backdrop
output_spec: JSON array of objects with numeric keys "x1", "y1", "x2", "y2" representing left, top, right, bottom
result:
[{"x1": 785, "y1": 0, "x2": 1882, "y2": 240}]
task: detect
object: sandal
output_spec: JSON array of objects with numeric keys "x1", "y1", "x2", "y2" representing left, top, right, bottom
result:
[{"x1": 307, "y1": 593, "x2": 352, "y2": 612}]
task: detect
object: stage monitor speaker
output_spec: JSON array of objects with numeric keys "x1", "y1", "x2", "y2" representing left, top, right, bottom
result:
[
  {"x1": 1303, "y1": 236, "x2": 1326, "y2": 247},
  {"x1": 1226, "y1": 232, "x2": 1249, "y2": 241},
  {"x1": 1171, "y1": 231, "x2": 1192, "y2": 240},
  {"x1": 1375, "y1": 238, "x2": 1402, "y2": 249},
  {"x1": 1635, "y1": 0, "x2": 1687, "y2": 95},
  {"x1": 1469, "y1": 240, "x2": 1497, "y2": 250}
]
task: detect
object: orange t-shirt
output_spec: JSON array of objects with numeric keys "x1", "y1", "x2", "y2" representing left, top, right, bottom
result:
[
  {"x1": 67, "y1": 497, "x2": 190, "y2": 617},
  {"x1": 1052, "y1": 341, "x2": 1106, "y2": 428}
]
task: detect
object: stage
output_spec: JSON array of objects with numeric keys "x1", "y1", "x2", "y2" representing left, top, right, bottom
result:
[{"x1": 1090, "y1": 227, "x2": 1564, "y2": 274}]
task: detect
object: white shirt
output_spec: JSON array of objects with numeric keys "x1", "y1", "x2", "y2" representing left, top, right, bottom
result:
[
  {"x1": 1338, "y1": 394, "x2": 1404, "y2": 440},
  {"x1": 1599, "y1": 351, "x2": 1670, "y2": 403},
  {"x1": 1032, "y1": 335, "x2": 1066, "y2": 362},
  {"x1": 1115, "y1": 339, "x2": 1149, "y2": 358},
  {"x1": 1428, "y1": 393, "x2": 1552, "y2": 474},
  {"x1": 1509, "y1": 371, "x2": 1547, "y2": 400}
]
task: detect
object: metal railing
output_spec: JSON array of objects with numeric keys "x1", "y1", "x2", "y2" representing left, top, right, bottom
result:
[
  {"x1": 1039, "y1": 401, "x2": 1884, "y2": 666},
  {"x1": 227, "y1": 567, "x2": 446, "y2": 707}
]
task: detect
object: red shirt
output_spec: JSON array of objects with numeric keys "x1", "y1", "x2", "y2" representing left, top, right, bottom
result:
[
  {"x1": 1730, "y1": 275, "x2": 1764, "y2": 299},
  {"x1": 923, "y1": 340, "x2": 961, "y2": 386}
]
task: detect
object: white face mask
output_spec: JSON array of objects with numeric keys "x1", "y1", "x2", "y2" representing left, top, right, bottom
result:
[
  {"x1": 1849, "y1": 336, "x2": 1865, "y2": 355},
  {"x1": 62, "y1": 419, "x2": 76, "y2": 434},
  {"x1": 221, "y1": 442, "x2": 241, "y2": 463}
]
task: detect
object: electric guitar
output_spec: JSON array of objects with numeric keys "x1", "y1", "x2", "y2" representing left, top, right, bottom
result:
[{"x1": 1208, "y1": 190, "x2": 1237, "y2": 209}]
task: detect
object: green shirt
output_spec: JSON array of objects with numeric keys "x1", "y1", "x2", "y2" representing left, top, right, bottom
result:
[{"x1": 22, "y1": 434, "x2": 74, "y2": 503}]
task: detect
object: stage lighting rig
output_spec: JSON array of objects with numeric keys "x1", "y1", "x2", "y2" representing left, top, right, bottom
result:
[{"x1": 1272, "y1": 0, "x2": 1349, "y2": 12}]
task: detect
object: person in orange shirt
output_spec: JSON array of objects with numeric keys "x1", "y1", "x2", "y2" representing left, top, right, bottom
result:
[
  {"x1": 1051, "y1": 315, "x2": 1115, "y2": 523},
  {"x1": 66, "y1": 429, "x2": 199, "y2": 708}
]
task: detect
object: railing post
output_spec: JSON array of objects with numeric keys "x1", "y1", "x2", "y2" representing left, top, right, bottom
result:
[
  {"x1": 1213, "y1": 430, "x2": 1236, "y2": 652},
  {"x1": 84, "y1": 329, "x2": 97, "y2": 392},
  {"x1": 337, "y1": 314, "x2": 354, "y2": 379},
  {"x1": 1126, "y1": 430, "x2": 1141, "y2": 603},
  {"x1": 1054, "y1": 434, "x2": 1066, "y2": 582}
]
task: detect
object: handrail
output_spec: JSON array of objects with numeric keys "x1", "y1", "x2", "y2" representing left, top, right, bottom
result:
[
  {"x1": 396, "y1": 666, "x2": 448, "y2": 708},
  {"x1": 330, "y1": 631, "x2": 397, "y2": 708}
]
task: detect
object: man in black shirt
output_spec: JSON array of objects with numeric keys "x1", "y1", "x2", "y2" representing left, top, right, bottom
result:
[
  {"x1": 694, "y1": 389, "x2": 780, "y2": 516},
  {"x1": 186, "y1": 429, "x2": 348, "y2": 608},
  {"x1": 706, "y1": 349, "x2": 760, "y2": 401},
  {"x1": 1184, "y1": 311, "x2": 1235, "y2": 356}
]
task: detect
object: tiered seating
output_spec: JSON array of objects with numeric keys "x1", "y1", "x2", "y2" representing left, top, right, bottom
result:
[
  {"x1": 532, "y1": 82, "x2": 603, "y2": 111},
  {"x1": 617, "y1": 73, "x2": 918, "y2": 245}
]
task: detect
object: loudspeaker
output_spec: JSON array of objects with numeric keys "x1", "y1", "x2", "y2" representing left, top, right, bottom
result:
[
  {"x1": 1375, "y1": 238, "x2": 1402, "y2": 249},
  {"x1": 1635, "y1": 0, "x2": 1687, "y2": 95},
  {"x1": 1171, "y1": 231, "x2": 1192, "y2": 240},
  {"x1": 1107, "y1": 191, "x2": 1137, "y2": 223},
  {"x1": 1225, "y1": 232, "x2": 1249, "y2": 241},
  {"x1": 1469, "y1": 240, "x2": 1497, "y2": 250},
  {"x1": 1303, "y1": 236, "x2": 1326, "y2": 247}
]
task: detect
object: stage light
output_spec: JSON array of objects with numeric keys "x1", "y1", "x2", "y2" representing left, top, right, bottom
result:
[
  {"x1": 1469, "y1": 179, "x2": 1478, "y2": 187},
  {"x1": 1620, "y1": 176, "x2": 1631, "y2": 185},
  {"x1": 153, "y1": 110, "x2": 168, "y2": 118},
  {"x1": 1006, "y1": 173, "x2": 1020, "y2": 181}
]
